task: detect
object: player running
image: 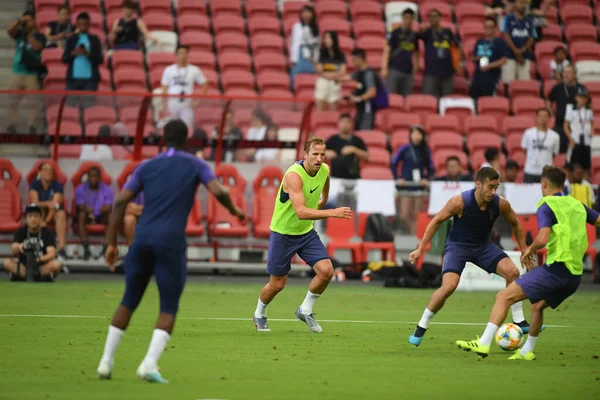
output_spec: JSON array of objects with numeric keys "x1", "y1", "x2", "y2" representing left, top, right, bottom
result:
[
  {"x1": 408, "y1": 167, "x2": 533, "y2": 347},
  {"x1": 457, "y1": 166, "x2": 600, "y2": 360},
  {"x1": 96, "y1": 120, "x2": 245, "y2": 383},
  {"x1": 252, "y1": 136, "x2": 352, "y2": 333}
]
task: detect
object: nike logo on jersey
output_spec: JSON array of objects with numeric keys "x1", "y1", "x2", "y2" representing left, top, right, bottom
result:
[{"x1": 310, "y1": 186, "x2": 320, "y2": 194}]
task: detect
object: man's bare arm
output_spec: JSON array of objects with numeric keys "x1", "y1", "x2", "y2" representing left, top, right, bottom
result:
[
  {"x1": 207, "y1": 180, "x2": 240, "y2": 216},
  {"x1": 416, "y1": 195, "x2": 462, "y2": 252},
  {"x1": 287, "y1": 172, "x2": 343, "y2": 220},
  {"x1": 318, "y1": 175, "x2": 330, "y2": 209}
]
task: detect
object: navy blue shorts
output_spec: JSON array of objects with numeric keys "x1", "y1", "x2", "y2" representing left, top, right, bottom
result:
[
  {"x1": 442, "y1": 240, "x2": 508, "y2": 276},
  {"x1": 266, "y1": 230, "x2": 330, "y2": 276},
  {"x1": 121, "y1": 241, "x2": 187, "y2": 315},
  {"x1": 515, "y1": 263, "x2": 581, "y2": 309}
]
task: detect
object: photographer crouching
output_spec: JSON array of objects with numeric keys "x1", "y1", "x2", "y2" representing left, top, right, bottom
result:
[{"x1": 2, "y1": 204, "x2": 61, "y2": 282}]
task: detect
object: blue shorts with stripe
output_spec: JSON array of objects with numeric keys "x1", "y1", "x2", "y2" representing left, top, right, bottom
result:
[
  {"x1": 266, "y1": 229, "x2": 330, "y2": 276},
  {"x1": 120, "y1": 240, "x2": 187, "y2": 315},
  {"x1": 442, "y1": 240, "x2": 509, "y2": 275},
  {"x1": 515, "y1": 262, "x2": 581, "y2": 309}
]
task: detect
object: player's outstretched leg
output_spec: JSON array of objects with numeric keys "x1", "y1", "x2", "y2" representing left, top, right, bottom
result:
[
  {"x1": 509, "y1": 300, "x2": 546, "y2": 360},
  {"x1": 456, "y1": 281, "x2": 527, "y2": 358},
  {"x1": 296, "y1": 259, "x2": 334, "y2": 333},
  {"x1": 409, "y1": 272, "x2": 460, "y2": 346},
  {"x1": 496, "y1": 258, "x2": 531, "y2": 332},
  {"x1": 253, "y1": 275, "x2": 287, "y2": 332}
]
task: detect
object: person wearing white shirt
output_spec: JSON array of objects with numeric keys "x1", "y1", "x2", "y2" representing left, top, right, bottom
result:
[
  {"x1": 160, "y1": 45, "x2": 208, "y2": 129},
  {"x1": 254, "y1": 124, "x2": 281, "y2": 163},
  {"x1": 289, "y1": 5, "x2": 319, "y2": 91},
  {"x1": 549, "y1": 46, "x2": 569, "y2": 81},
  {"x1": 80, "y1": 124, "x2": 113, "y2": 160},
  {"x1": 564, "y1": 85, "x2": 593, "y2": 172},
  {"x1": 521, "y1": 107, "x2": 561, "y2": 183},
  {"x1": 240, "y1": 109, "x2": 271, "y2": 161}
]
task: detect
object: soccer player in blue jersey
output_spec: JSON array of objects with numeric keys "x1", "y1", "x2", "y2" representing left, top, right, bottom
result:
[
  {"x1": 407, "y1": 167, "x2": 534, "y2": 347},
  {"x1": 457, "y1": 166, "x2": 600, "y2": 359},
  {"x1": 96, "y1": 119, "x2": 245, "y2": 383}
]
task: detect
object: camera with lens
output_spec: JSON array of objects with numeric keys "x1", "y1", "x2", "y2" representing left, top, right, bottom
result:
[{"x1": 22, "y1": 240, "x2": 41, "y2": 282}]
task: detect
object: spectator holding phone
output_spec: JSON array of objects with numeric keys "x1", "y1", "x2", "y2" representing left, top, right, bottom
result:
[
  {"x1": 62, "y1": 13, "x2": 103, "y2": 93},
  {"x1": 44, "y1": 5, "x2": 74, "y2": 48}
]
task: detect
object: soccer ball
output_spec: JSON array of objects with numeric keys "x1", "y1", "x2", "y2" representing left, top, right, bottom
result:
[{"x1": 495, "y1": 323, "x2": 524, "y2": 351}]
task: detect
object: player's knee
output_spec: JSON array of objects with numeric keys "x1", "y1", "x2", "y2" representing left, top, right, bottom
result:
[
  {"x1": 495, "y1": 289, "x2": 510, "y2": 304},
  {"x1": 505, "y1": 267, "x2": 520, "y2": 282},
  {"x1": 124, "y1": 214, "x2": 136, "y2": 226},
  {"x1": 314, "y1": 260, "x2": 334, "y2": 281},
  {"x1": 272, "y1": 279, "x2": 286, "y2": 293}
]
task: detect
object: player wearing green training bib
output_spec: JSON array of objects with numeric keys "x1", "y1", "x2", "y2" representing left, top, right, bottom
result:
[
  {"x1": 457, "y1": 166, "x2": 600, "y2": 360},
  {"x1": 252, "y1": 137, "x2": 353, "y2": 334}
]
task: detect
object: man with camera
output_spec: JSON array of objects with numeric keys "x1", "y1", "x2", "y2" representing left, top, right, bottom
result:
[{"x1": 3, "y1": 204, "x2": 61, "y2": 282}]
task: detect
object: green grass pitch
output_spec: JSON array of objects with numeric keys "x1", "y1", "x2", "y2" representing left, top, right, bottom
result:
[{"x1": 1, "y1": 280, "x2": 599, "y2": 400}]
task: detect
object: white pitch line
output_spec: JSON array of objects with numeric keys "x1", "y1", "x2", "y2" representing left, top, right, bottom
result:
[{"x1": 0, "y1": 314, "x2": 572, "y2": 328}]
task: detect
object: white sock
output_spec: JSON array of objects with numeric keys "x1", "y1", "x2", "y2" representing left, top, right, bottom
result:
[
  {"x1": 511, "y1": 301, "x2": 525, "y2": 323},
  {"x1": 520, "y1": 335, "x2": 538, "y2": 356},
  {"x1": 480, "y1": 322, "x2": 499, "y2": 346},
  {"x1": 418, "y1": 308, "x2": 435, "y2": 329},
  {"x1": 300, "y1": 291, "x2": 320, "y2": 315},
  {"x1": 141, "y1": 329, "x2": 170, "y2": 371},
  {"x1": 100, "y1": 325, "x2": 124, "y2": 366},
  {"x1": 254, "y1": 298, "x2": 267, "y2": 319}
]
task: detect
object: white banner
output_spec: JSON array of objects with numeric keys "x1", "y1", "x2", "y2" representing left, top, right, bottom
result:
[
  {"x1": 503, "y1": 183, "x2": 543, "y2": 215},
  {"x1": 456, "y1": 251, "x2": 527, "y2": 292},
  {"x1": 356, "y1": 180, "x2": 397, "y2": 216},
  {"x1": 427, "y1": 181, "x2": 475, "y2": 214}
]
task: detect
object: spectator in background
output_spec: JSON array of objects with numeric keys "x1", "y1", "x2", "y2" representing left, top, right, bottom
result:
[
  {"x1": 255, "y1": 125, "x2": 282, "y2": 163},
  {"x1": 349, "y1": 48, "x2": 377, "y2": 130},
  {"x1": 564, "y1": 85, "x2": 593, "y2": 174},
  {"x1": 240, "y1": 109, "x2": 271, "y2": 161},
  {"x1": 521, "y1": 107, "x2": 560, "y2": 183},
  {"x1": 524, "y1": 0, "x2": 554, "y2": 38},
  {"x1": 325, "y1": 113, "x2": 369, "y2": 179},
  {"x1": 550, "y1": 46, "x2": 570, "y2": 82},
  {"x1": 481, "y1": 147, "x2": 502, "y2": 174},
  {"x1": 314, "y1": 31, "x2": 347, "y2": 111},
  {"x1": 62, "y1": 13, "x2": 103, "y2": 93},
  {"x1": 44, "y1": 5, "x2": 74, "y2": 49},
  {"x1": 29, "y1": 162, "x2": 67, "y2": 260},
  {"x1": 74, "y1": 166, "x2": 113, "y2": 260},
  {"x1": 434, "y1": 156, "x2": 472, "y2": 181},
  {"x1": 391, "y1": 126, "x2": 434, "y2": 234},
  {"x1": 289, "y1": 5, "x2": 319, "y2": 91},
  {"x1": 3, "y1": 204, "x2": 61, "y2": 282},
  {"x1": 110, "y1": 0, "x2": 158, "y2": 50},
  {"x1": 547, "y1": 65, "x2": 584, "y2": 153},
  {"x1": 160, "y1": 45, "x2": 208, "y2": 129},
  {"x1": 6, "y1": 11, "x2": 46, "y2": 134},
  {"x1": 421, "y1": 9, "x2": 460, "y2": 98},
  {"x1": 486, "y1": 0, "x2": 511, "y2": 21},
  {"x1": 504, "y1": 159, "x2": 520, "y2": 182},
  {"x1": 381, "y1": 8, "x2": 419, "y2": 97},
  {"x1": 210, "y1": 111, "x2": 242, "y2": 162},
  {"x1": 80, "y1": 124, "x2": 114, "y2": 160},
  {"x1": 469, "y1": 17, "x2": 507, "y2": 100},
  {"x1": 564, "y1": 163, "x2": 595, "y2": 209},
  {"x1": 501, "y1": 0, "x2": 536, "y2": 82},
  {"x1": 124, "y1": 192, "x2": 143, "y2": 246}
]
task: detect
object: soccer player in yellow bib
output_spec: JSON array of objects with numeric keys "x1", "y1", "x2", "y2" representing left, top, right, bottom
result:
[
  {"x1": 457, "y1": 166, "x2": 600, "y2": 360},
  {"x1": 253, "y1": 136, "x2": 352, "y2": 333}
]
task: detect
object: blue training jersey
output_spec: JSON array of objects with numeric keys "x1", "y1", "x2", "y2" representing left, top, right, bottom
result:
[
  {"x1": 447, "y1": 189, "x2": 500, "y2": 245},
  {"x1": 124, "y1": 148, "x2": 216, "y2": 251}
]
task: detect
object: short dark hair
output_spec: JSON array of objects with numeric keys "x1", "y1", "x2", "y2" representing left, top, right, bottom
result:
[
  {"x1": 77, "y1": 12, "x2": 90, "y2": 21},
  {"x1": 339, "y1": 113, "x2": 352, "y2": 120},
  {"x1": 554, "y1": 46, "x2": 567, "y2": 55},
  {"x1": 351, "y1": 48, "x2": 366, "y2": 60},
  {"x1": 58, "y1": 5, "x2": 69, "y2": 12},
  {"x1": 22, "y1": 11, "x2": 34, "y2": 18},
  {"x1": 567, "y1": 162, "x2": 584, "y2": 172},
  {"x1": 164, "y1": 119, "x2": 189, "y2": 148},
  {"x1": 176, "y1": 45, "x2": 190, "y2": 53},
  {"x1": 39, "y1": 162, "x2": 53, "y2": 172},
  {"x1": 122, "y1": 0, "x2": 137, "y2": 9},
  {"x1": 402, "y1": 8, "x2": 415, "y2": 16},
  {"x1": 536, "y1": 107, "x2": 551, "y2": 117},
  {"x1": 88, "y1": 166, "x2": 101, "y2": 176},
  {"x1": 445, "y1": 156, "x2": 460, "y2": 164},
  {"x1": 475, "y1": 167, "x2": 500, "y2": 183},
  {"x1": 484, "y1": 147, "x2": 499, "y2": 162},
  {"x1": 484, "y1": 16, "x2": 497, "y2": 25},
  {"x1": 541, "y1": 166, "x2": 566, "y2": 188},
  {"x1": 428, "y1": 9, "x2": 441, "y2": 16},
  {"x1": 505, "y1": 160, "x2": 519, "y2": 170}
]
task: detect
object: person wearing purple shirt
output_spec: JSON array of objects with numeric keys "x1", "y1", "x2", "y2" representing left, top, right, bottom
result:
[
  {"x1": 124, "y1": 192, "x2": 144, "y2": 246},
  {"x1": 75, "y1": 166, "x2": 114, "y2": 260},
  {"x1": 96, "y1": 120, "x2": 246, "y2": 384}
]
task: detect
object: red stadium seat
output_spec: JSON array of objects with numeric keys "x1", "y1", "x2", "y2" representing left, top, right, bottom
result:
[
  {"x1": 387, "y1": 94, "x2": 405, "y2": 111},
  {"x1": 355, "y1": 130, "x2": 387, "y2": 149},
  {"x1": 390, "y1": 130, "x2": 410, "y2": 152},
  {"x1": 429, "y1": 131, "x2": 463, "y2": 152},
  {"x1": 26, "y1": 160, "x2": 67, "y2": 186},
  {"x1": 505, "y1": 134, "x2": 522, "y2": 154},
  {"x1": 245, "y1": 0, "x2": 278, "y2": 18},
  {"x1": 84, "y1": 106, "x2": 117, "y2": 125},
  {"x1": 571, "y1": 42, "x2": 600, "y2": 62},
  {"x1": 207, "y1": 164, "x2": 249, "y2": 238},
  {"x1": 211, "y1": 0, "x2": 243, "y2": 18},
  {"x1": 177, "y1": 14, "x2": 210, "y2": 34},
  {"x1": 250, "y1": 34, "x2": 284, "y2": 55},
  {"x1": 252, "y1": 165, "x2": 283, "y2": 238},
  {"x1": 116, "y1": 161, "x2": 140, "y2": 189},
  {"x1": 477, "y1": 96, "x2": 510, "y2": 128},
  {"x1": 360, "y1": 166, "x2": 393, "y2": 180},
  {"x1": 387, "y1": 112, "x2": 420, "y2": 132},
  {"x1": 176, "y1": 0, "x2": 207, "y2": 14},
  {"x1": 541, "y1": 23, "x2": 562, "y2": 42},
  {"x1": 565, "y1": 24, "x2": 598, "y2": 44},
  {"x1": 188, "y1": 51, "x2": 216, "y2": 71},
  {"x1": 464, "y1": 115, "x2": 497, "y2": 137},
  {"x1": 111, "y1": 50, "x2": 144, "y2": 70},
  {"x1": 34, "y1": 0, "x2": 63, "y2": 13},
  {"x1": 467, "y1": 132, "x2": 502, "y2": 154},
  {"x1": 316, "y1": 1, "x2": 347, "y2": 20},
  {"x1": 312, "y1": 110, "x2": 339, "y2": 130},
  {"x1": 41, "y1": 48, "x2": 63, "y2": 68},
  {"x1": 140, "y1": 12, "x2": 174, "y2": 31},
  {"x1": 220, "y1": 70, "x2": 255, "y2": 91},
  {"x1": 349, "y1": 2, "x2": 382, "y2": 22},
  {"x1": 185, "y1": 198, "x2": 205, "y2": 236},
  {"x1": 215, "y1": 32, "x2": 248, "y2": 53},
  {"x1": 294, "y1": 74, "x2": 318, "y2": 95},
  {"x1": 364, "y1": 147, "x2": 391, "y2": 167},
  {"x1": 218, "y1": 52, "x2": 252, "y2": 72},
  {"x1": 433, "y1": 150, "x2": 468, "y2": 172},
  {"x1": 248, "y1": 16, "x2": 281, "y2": 36},
  {"x1": 212, "y1": 15, "x2": 245, "y2": 35},
  {"x1": 283, "y1": 1, "x2": 311, "y2": 20},
  {"x1": 0, "y1": 158, "x2": 22, "y2": 187},
  {"x1": 511, "y1": 96, "x2": 545, "y2": 120},
  {"x1": 406, "y1": 95, "x2": 438, "y2": 120},
  {"x1": 256, "y1": 71, "x2": 290, "y2": 92},
  {"x1": 425, "y1": 115, "x2": 460, "y2": 134},
  {"x1": 254, "y1": 52, "x2": 288, "y2": 74},
  {"x1": 270, "y1": 110, "x2": 302, "y2": 127},
  {"x1": 46, "y1": 105, "x2": 79, "y2": 126},
  {"x1": 420, "y1": 2, "x2": 453, "y2": 23},
  {"x1": 561, "y1": 5, "x2": 593, "y2": 26},
  {"x1": 508, "y1": 80, "x2": 541, "y2": 99},
  {"x1": 326, "y1": 217, "x2": 362, "y2": 264},
  {"x1": 354, "y1": 20, "x2": 386, "y2": 40},
  {"x1": 0, "y1": 181, "x2": 22, "y2": 233},
  {"x1": 139, "y1": 0, "x2": 171, "y2": 14},
  {"x1": 319, "y1": 19, "x2": 351, "y2": 36},
  {"x1": 455, "y1": 2, "x2": 485, "y2": 24},
  {"x1": 535, "y1": 41, "x2": 565, "y2": 62},
  {"x1": 356, "y1": 37, "x2": 385, "y2": 53},
  {"x1": 356, "y1": 212, "x2": 395, "y2": 263},
  {"x1": 337, "y1": 35, "x2": 355, "y2": 53},
  {"x1": 49, "y1": 121, "x2": 83, "y2": 137},
  {"x1": 113, "y1": 67, "x2": 147, "y2": 89},
  {"x1": 503, "y1": 116, "x2": 535, "y2": 140},
  {"x1": 71, "y1": 161, "x2": 112, "y2": 187}
]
